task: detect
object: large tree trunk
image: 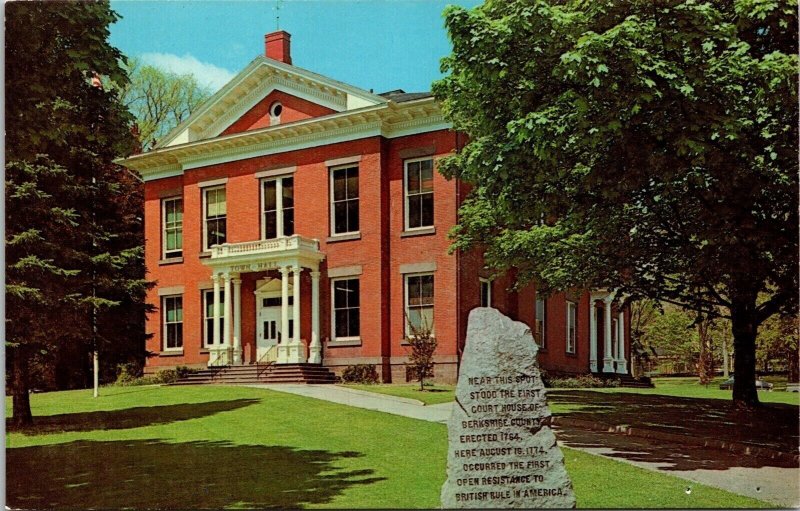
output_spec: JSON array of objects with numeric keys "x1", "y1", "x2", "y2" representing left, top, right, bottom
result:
[
  {"x1": 10, "y1": 348, "x2": 33, "y2": 427},
  {"x1": 730, "y1": 297, "x2": 760, "y2": 408},
  {"x1": 697, "y1": 319, "x2": 714, "y2": 385}
]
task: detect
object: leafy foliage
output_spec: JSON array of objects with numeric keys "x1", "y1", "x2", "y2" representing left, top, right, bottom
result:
[
  {"x1": 119, "y1": 58, "x2": 211, "y2": 151},
  {"x1": 340, "y1": 365, "x2": 380, "y2": 384},
  {"x1": 405, "y1": 316, "x2": 437, "y2": 391},
  {"x1": 434, "y1": 0, "x2": 798, "y2": 406}
]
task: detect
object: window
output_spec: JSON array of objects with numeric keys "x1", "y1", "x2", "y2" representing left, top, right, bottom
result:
[
  {"x1": 404, "y1": 158, "x2": 434, "y2": 230},
  {"x1": 203, "y1": 187, "x2": 226, "y2": 250},
  {"x1": 262, "y1": 176, "x2": 294, "y2": 239},
  {"x1": 330, "y1": 165, "x2": 359, "y2": 235},
  {"x1": 203, "y1": 289, "x2": 225, "y2": 346},
  {"x1": 162, "y1": 197, "x2": 183, "y2": 259},
  {"x1": 535, "y1": 298, "x2": 546, "y2": 348},
  {"x1": 405, "y1": 273, "x2": 434, "y2": 336},
  {"x1": 162, "y1": 295, "x2": 183, "y2": 350},
  {"x1": 480, "y1": 278, "x2": 492, "y2": 307},
  {"x1": 332, "y1": 278, "x2": 360, "y2": 340},
  {"x1": 566, "y1": 301, "x2": 577, "y2": 354}
]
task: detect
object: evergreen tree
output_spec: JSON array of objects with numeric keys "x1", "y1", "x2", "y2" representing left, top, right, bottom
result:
[{"x1": 6, "y1": 1, "x2": 151, "y2": 425}]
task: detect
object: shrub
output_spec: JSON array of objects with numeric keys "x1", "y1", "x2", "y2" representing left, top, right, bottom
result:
[
  {"x1": 341, "y1": 364, "x2": 379, "y2": 384},
  {"x1": 405, "y1": 315, "x2": 437, "y2": 391},
  {"x1": 546, "y1": 374, "x2": 618, "y2": 388},
  {"x1": 112, "y1": 366, "x2": 185, "y2": 387}
]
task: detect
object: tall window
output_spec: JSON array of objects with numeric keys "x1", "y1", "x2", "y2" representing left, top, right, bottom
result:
[
  {"x1": 162, "y1": 197, "x2": 183, "y2": 259},
  {"x1": 404, "y1": 158, "x2": 434, "y2": 230},
  {"x1": 405, "y1": 273, "x2": 434, "y2": 336},
  {"x1": 566, "y1": 301, "x2": 577, "y2": 354},
  {"x1": 330, "y1": 165, "x2": 359, "y2": 234},
  {"x1": 480, "y1": 278, "x2": 492, "y2": 307},
  {"x1": 203, "y1": 187, "x2": 226, "y2": 250},
  {"x1": 203, "y1": 289, "x2": 225, "y2": 346},
  {"x1": 162, "y1": 295, "x2": 183, "y2": 350},
  {"x1": 332, "y1": 278, "x2": 360, "y2": 340},
  {"x1": 535, "y1": 298, "x2": 546, "y2": 348},
  {"x1": 262, "y1": 176, "x2": 294, "y2": 239}
]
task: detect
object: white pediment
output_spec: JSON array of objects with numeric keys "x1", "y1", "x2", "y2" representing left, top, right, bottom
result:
[
  {"x1": 157, "y1": 56, "x2": 388, "y2": 149},
  {"x1": 254, "y1": 278, "x2": 293, "y2": 296}
]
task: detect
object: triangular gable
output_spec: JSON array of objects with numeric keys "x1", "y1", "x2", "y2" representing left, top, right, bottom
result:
[
  {"x1": 220, "y1": 90, "x2": 336, "y2": 136},
  {"x1": 157, "y1": 56, "x2": 388, "y2": 148}
]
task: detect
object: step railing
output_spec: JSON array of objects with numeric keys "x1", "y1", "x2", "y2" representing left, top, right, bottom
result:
[{"x1": 256, "y1": 345, "x2": 279, "y2": 379}]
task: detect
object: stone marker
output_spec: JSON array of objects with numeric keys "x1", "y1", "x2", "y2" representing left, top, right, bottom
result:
[{"x1": 440, "y1": 307, "x2": 576, "y2": 509}]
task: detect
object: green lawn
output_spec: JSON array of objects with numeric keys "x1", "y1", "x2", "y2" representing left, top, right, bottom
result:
[
  {"x1": 341, "y1": 383, "x2": 456, "y2": 405},
  {"x1": 340, "y1": 376, "x2": 799, "y2": 406},
  {"x1": 6, "y1": 385, "x2": 771, "y2": 508},
  {"x1": 605, "y1": 376, "x2": 800, "y2": 406}
]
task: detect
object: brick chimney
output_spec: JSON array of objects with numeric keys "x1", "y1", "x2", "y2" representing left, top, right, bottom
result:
[{"x1": 265, "y1": 30, "x2": 291, "y2": 64}]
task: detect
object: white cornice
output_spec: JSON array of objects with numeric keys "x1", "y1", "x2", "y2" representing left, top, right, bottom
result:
[{"x1": 117, "y1": 99, "x2": 452, "y2": 182}]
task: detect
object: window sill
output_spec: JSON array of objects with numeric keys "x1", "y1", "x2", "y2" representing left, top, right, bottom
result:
[
  {"x1": 401, "y1": 226, "x2": 436, "y2": 238},
  {"x1": 327, "y1": 232, "x2": 361, "y2": 243},
  {"x1": 159, "y1": 350, "x2": 184, "y2": 357},
  {"x1": 199, "y1": 349, "x2": 210, "y2": 354},
  {"x1": 159, "y1": 257, "x2": 183, "y2": 266},
  {"x1": 199, "y1": 251, "x2": 211, "y2": 259},
  {"x1": 565, "y1": 351, "x2": 578, "y2": 358},
  {"x1": 328, "y1": 338, "x2": 362, "y2": 347}
]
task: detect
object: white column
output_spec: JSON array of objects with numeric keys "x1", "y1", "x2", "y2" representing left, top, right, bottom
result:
[
  {"x1": 589, "y1": 299, "x2": 598, "y2": 372},
  {"x1": 233, "y1": 276, "x2": 242, "y2": 365},
  {"x1": 287, "y1": 265, "x2": 306, "y2": 363},
  {"x1": 617, "y1": 310, "x2": 627, "y2": 374},
  {"x1": 308, "y1": 270, "x2": 322, "y2": 364},
  {"x1": 602, "y1": 296, "x2": 614, "y2": 373},
  {"x1": 223, "y1": 272, "x2": 232, "y2": 364},
  {"x1": 278, "y1": 266, "x2": 290, "y2": 363},
  {"x1": 212, "y1": 273, "x2": 221, "y2": 345}
]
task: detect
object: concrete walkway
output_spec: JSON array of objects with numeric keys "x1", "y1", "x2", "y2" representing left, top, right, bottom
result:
[{"x1": 253, "y1": 384, "x2": 799, "y2": 508}]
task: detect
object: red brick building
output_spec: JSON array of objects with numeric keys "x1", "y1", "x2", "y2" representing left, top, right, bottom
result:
[{"x1": 118, "y1": 31, "x2": 631, "y2": 383}]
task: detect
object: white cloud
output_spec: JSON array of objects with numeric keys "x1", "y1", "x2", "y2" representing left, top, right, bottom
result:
[{"x1": 139, "y1": 52, "x2": 235, "y2": 92}]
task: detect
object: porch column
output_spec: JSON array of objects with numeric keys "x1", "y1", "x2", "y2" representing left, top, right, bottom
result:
[
  {"x1": 589, "y1": 299, "x2": 598, "y2": 372},
  {"x1": 278, "y1": 266, "x2": 290, "y2": 363},
  {"x1": 602, "y1": 296, "x2": 614, "y2": 373},
  {"x1": 308, "y1": 270, "x2": 322, "y2": 364},
  {"x1": 233, "y1": 276, "x2": 242, "y2": 365},
  {"x1": 287, "y1": 265, "x2": 306, "y2": 363},
  {"x1": 617, "y1": 310, "x2": 628, "y2": 374},
  {"x1": 212, "y1": 273, "x2": 221, "y2": 346},
  {"x1": 223, "y1": 272, "x2": 232, "y2": 364}
]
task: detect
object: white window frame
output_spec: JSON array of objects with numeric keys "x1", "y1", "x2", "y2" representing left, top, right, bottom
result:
[
  {"x1": 202, "y1": 186, "x2": 227, "y2": 251},
  {"x1": 479, "y1": 278, "x2": 492, "y2": 308},
  {"x1": 202, "y1": 289, "x2": 225, "y2": 347},
  {"x1": 161, "y1": 196, "x2": 183, "y2": 259},
  {"x1": 566, "y1": 300, "x2": 577, "y2": 354},
  {"x1": 329, "y1": 164, "x2": 360, "y2": 236},
  {"x1": 330, "y1": 277, "x2": 361, "y2": 342},
  {"x1": 403, "y1": 157, "x2": 435, "y2": 231},
  {"x1": 162, "y1": 294, "x2": 183, "y2": 351},
  {"x1": 535, "y1": 298, "x2": 547, "y2": 349},
  {"x1": 404, "y1": 272, "x2": 434, "y2": 338},
  {"x1": 260, "y1": 175, "x2": 294, "y2": 239}
]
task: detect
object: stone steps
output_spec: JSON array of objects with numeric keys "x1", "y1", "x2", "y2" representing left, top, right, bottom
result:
[{"x1": 171, "y1": 363, "x2": 337, "y2": 385}]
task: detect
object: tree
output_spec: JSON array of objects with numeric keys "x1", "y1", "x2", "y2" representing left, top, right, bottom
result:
[
  {"x1": 756, "y1": 314, "x2": 799, "y2": 380},
  {"x1": 6, "y1": 1, "x2": 149, "y2": 425},
  {"x1": 120, "y1": 58, "x2": 211, "y2": 151},
  {"x1": 434, "y1": 0, "x2": 798, "y2": 407},
  {"x1": 629, "y1": 299, "x2": 658, "y2": 376},
  {"x1": 405, "y1": 316, "x2": 437, "y2": 391}
]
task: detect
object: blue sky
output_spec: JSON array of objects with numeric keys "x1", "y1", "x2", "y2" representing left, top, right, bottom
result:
[{"x1": 109, "y1": 0, "x2": 481, "y2": 95}]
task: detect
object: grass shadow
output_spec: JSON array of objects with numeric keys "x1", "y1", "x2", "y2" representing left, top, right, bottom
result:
[
  {"x1": 7, "y1": 439, "x2": 385, "y2": 509},
  {"x1": 8, "y1": 399, "x2": 261, "y2": 434},
  {"x1": 549, "y1": 390, "x2": 799, "y2": 470}
]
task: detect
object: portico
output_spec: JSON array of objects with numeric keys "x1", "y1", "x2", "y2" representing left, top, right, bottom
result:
[
  {"x1": 589, "y1": 290, "x2": 628, "y2": 374},
  {"x1": 202, "y1": 235, "x2": 325, "y2": 367}
]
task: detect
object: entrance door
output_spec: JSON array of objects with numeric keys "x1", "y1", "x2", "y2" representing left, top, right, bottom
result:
[{"x1": 256, "y1": 296, "x2": 293, "y2": 361}]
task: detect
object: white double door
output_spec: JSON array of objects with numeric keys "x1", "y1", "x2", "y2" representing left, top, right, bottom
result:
[{"x1": 256, "y1": 296, "x2": 294, "y2": 360}]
